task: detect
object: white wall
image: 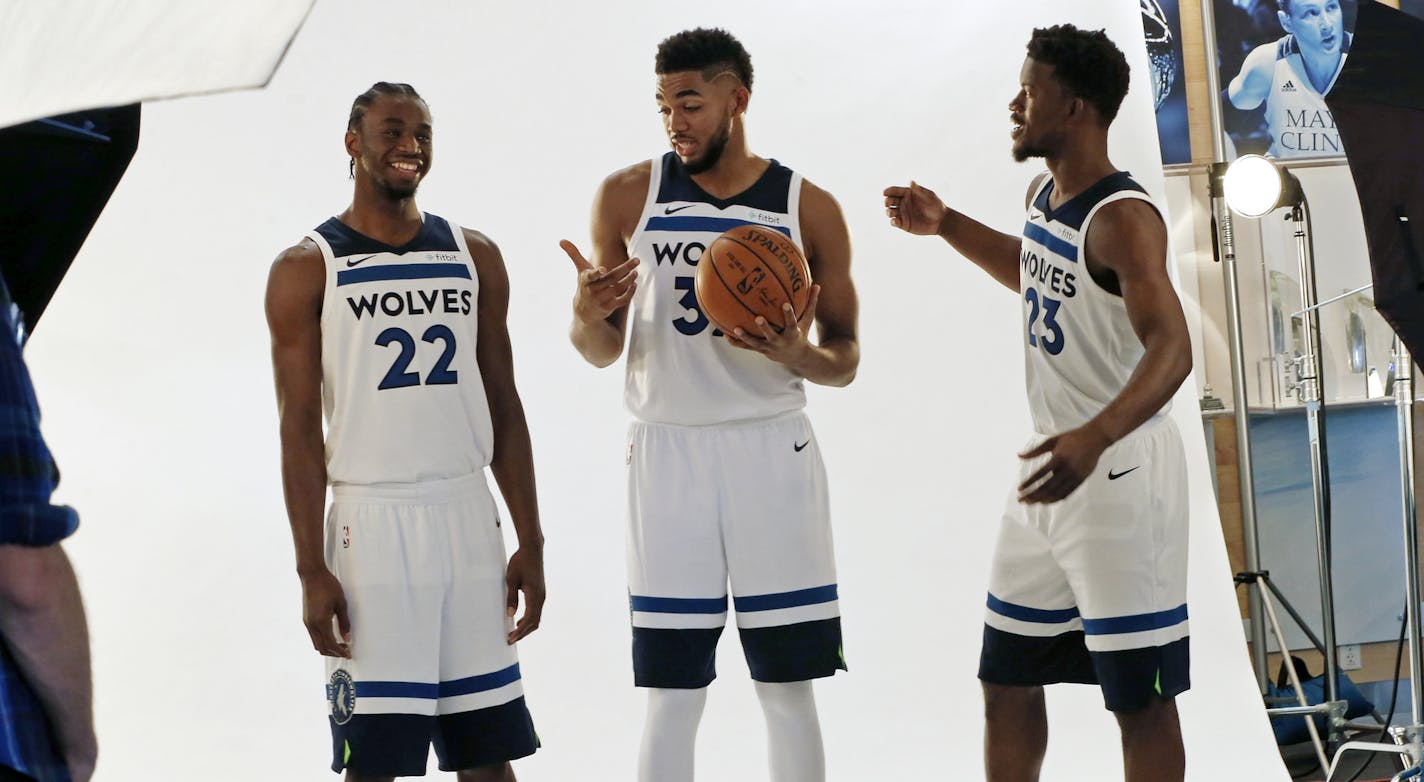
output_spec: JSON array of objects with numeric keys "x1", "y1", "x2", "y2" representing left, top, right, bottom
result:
[{"x1": 24, "y1": 1, "x2": 1285, "y2": 779}]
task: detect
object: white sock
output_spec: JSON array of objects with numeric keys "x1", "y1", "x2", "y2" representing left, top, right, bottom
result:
[
  {"x1": 754, "y1": 680, "x2": 826, "y2": 782},
  {"x1": 638, "y1": 687, "x2": 709, "y2": 782}
]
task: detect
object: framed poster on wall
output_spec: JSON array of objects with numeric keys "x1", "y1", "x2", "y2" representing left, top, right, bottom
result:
[
  {"x1": 1144, "y1": 0, "x2": 1192, "y2": 164},
  {"x1": 1212, "y1": 0, "x2": 1357, "y2": 160}
]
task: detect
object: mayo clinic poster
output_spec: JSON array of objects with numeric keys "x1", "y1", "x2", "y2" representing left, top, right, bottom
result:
[{"x1": 1213, "y1": 0, "x2": 1357, "y2": 159}]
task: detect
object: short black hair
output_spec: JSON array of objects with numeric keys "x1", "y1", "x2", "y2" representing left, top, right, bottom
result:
[
  {"x1": 655, "y1": 28, "x2": 754, "y2": 91},
  {"x1": 1026, "y1": 24, "x2": 1130, "y2": 125},
  {"x1": 346, "y1": 82, "x2": 426, "y2": 177},
  {"x1": 348, "y1": 81, "x2": 426, "y2": 132}
]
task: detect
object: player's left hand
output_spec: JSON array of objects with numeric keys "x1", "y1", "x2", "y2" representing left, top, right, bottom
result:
[
  {"x1": 505, "y1": 546, "x2": 545, "y2": 644},
  {"x1": 725, "y1": 284, "x2": 821, "y2": 371},
  {"x1": 1017, "y1": 424, "x2": 1113, "y2": 504}
]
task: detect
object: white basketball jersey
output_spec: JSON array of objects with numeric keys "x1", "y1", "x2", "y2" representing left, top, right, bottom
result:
[
  {"x1": 624, "y1": 152, "x2": 807, "y2": 425},
  {"x1": 1265, "y1": 34, "x2": 1349, "y2": 157},
  {"x1": 1021, "y1": 172, "x2": 1169, "y2": 435},
  {"x1": 308, "y1": 213, "x2": 494, "y2": 485}
]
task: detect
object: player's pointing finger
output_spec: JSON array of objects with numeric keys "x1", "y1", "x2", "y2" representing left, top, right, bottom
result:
[{"x1": 560, "y1": 239, "x2": 594, "y2": 273}]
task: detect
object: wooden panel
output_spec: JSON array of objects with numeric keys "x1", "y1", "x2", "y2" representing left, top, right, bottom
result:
[{"x1": 1258, "y1": 640, "x2": 1406, "y2": 687}]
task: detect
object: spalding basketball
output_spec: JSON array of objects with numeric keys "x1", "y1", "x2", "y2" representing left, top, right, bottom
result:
[{"x1": 695, "y1": 224, "x2": 812, "y2": 336}]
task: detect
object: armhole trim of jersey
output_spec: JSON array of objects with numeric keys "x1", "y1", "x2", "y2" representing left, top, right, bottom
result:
[
  {"x1": 1027, "y1": 171, "x2": 1053, "y2": 212},
  {"x1": 1079, "y1": 191, "x2": 1163, "y2": 296},
  {"x1": 447, "y1": 220, "x2": 481, "y2": 297},
  {"x1": 625, "y1": 159, "x2": 662, "y2": 254},
  {"x1": 306, "y1": 229, "x2": 338, "y2": 324},
  {"x1": 787, "y1": 171, "x2": 805, "y2": 250}
]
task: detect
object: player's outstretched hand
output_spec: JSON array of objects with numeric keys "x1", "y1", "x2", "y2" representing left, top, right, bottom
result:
[
  {"x1": 725, "y1": 284, "x2": 821, "y2": 371},
  {"x1": 561, "y1": 240, "x2": 639, "y2": 323},
  {"x1": 301, "y1": 568, "x2": 352, "y2": 658},
  {"x1": 883, "y1": 180, "x2": 949, "y2": 236},
  {"x1": 505, "y1": 546, "x2": 545, "y2": 645},
  {"x1": 1017, "y1": 424, "x2": 1113, "y2": 505}
]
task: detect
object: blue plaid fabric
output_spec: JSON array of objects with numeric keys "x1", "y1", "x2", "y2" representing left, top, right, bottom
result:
[{"x1": 0, "y1": 276, "x2": 80, "y2": 782}]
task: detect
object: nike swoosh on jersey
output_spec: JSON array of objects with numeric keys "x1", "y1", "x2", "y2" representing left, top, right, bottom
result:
[
  {"x1": 346, "y1": 253, "x2": 380, "y2": 267},
  {"x1": 663, "y1": 204, "x2": 697, "y2": 215},
  {"x1": 794, "y1": 440, "x2": 809, "y2": 452},
  {"x1": 1108, "y1": 466, "x2": 1140, "y2": 480}
]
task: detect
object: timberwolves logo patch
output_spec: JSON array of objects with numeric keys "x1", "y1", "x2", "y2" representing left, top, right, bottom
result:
[{"x1": 328, "y1": 669, "x2": 356, "y2": 725}]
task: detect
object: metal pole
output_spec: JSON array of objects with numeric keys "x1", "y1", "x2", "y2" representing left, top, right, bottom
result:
[
  {"x1": 1260, "y1": 583, "x2": 1331, "y2": 773},
  {"x1": 1201, "y1": 0, "x2": 1270, "y2": 692},
  {"x1": 1290, "y1": 200, "x2": 1341, "y2": 716},
  {"x1": 1396, "y1": 338, "x2": 1423, "y2": 763}
]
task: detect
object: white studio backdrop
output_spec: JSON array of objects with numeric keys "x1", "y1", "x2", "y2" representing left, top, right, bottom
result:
[
  {"x1": 21, "y1": 1, "x2": 1287, "y2": 780},
  {"x1": 0, "y1": 0, "x2": 315, "y2": 129}
]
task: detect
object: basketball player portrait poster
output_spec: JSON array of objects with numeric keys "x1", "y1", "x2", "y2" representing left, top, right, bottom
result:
[
  {"x1": 1143, "y1": 0, "x2": 1192, "y2": 165},
  {"x1": 1213, "y1": 0, "x2": 1358, "y2": 160}
]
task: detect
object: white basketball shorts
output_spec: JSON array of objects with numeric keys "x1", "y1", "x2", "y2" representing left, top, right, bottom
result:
[
  {"x1": 979, "y1": 417, "x2": 1190, "y2": 712},
  {"x1": 626, "y1": 411, "x2": 846, "y2": 688}
]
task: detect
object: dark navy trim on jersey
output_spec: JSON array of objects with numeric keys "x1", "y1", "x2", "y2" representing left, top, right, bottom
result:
[
  {"x1": 644, "y1": 215, "x2": 793, "y2": 238},
  {"x1": 314, "y1": 212, "x2": 460, "y2": 258},
  {"x1": 335, "y1": 262, "x2": 473, "y2": 287},
  {"x1": 1033, "y1": 171, "x2": 1146, "y2": 229},
  {"x1": 986, "y1": 593, "x2": 1081, "y2": 624},
  {"x1": 633, "y1": 626, "x2": 725, "y2": 688},
  {"x1": 1022, "y1": 223, "x2": 1078, "y2": 263},
  {"x1": 733, "y1": 584, "x2": 837, "y2": 612},
  {"x1": 629, "y1": 594, "x2": 729, "y2": 614},
  {"x1": 1082, "y1": 604, "x2": 1188, "y2": 636},
  {"x1": 656, "y1": 151, "x2": 793, "y2": 211},
  {"x1": 331, "y1": 696, "x2": 537, "y2": 776},
  {"x1": 335, "y1": 663, "x2": 523, "y2": 701},
  {"x1": 739, "y1": 617, "x2": 846, "y2": 683}
]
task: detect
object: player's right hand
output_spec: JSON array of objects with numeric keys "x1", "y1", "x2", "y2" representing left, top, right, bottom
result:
[
  {"x1": 883, "y1": 181, "x2": 948, "y2": 236},
  {"x1": 300, "y1": 568, "x2": 352, "y2": 658},
  {"x1": 561, "y1": 240, "x2": 639, "y2": 323}
]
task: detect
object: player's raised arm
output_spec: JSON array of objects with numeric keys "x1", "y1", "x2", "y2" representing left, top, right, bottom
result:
[
  {"x1": 468, "y1": 229, "x2": 546, "y2": 644},
  {"x1": 565, "y1": 163, "x2": 648, "y2": 367},
  {"x1": 1227, "y1": 43, "x2": 1277, "y2": 110},
  {"x1": 265, "y1": 240, "x2": 350, "y2": 659},
  {"x1": 884, "y1": 180, "x2": 1022, "y2": 291}
]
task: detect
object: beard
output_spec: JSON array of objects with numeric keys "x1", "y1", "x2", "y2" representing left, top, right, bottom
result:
[
  {"x1": 374, "y1": 177, "x2": 420, "y2": 201},
  {"x1": 681, "y1": 122, "x2": 731, "y2": 175},
  {"x1": 1012, "y1": 128, "x2": 1061, "y2": 163}
]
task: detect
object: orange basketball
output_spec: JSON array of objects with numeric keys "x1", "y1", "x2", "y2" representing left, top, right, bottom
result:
[{"x1": 695, "y1": 224, "x2": 812, "y2": 336}]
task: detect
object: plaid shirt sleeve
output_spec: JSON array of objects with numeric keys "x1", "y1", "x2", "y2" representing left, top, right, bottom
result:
[{"x1": 0, "y1": 296, "x2": 78, "y2": 547}]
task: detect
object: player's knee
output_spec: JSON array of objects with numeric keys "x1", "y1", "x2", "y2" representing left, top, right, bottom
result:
[
  {"x1": 455, "y1": 761, "x2": 514, "y2": 782},
  {"x1": 1113, "y1": 695, "x2": 1179, "y2": 739},
  {"x1": 982, "y1": 682, "x2": 1043, "y2": 719},
  {"x1": 753, "y1": 680, "x2": 816, "y2": 720}
]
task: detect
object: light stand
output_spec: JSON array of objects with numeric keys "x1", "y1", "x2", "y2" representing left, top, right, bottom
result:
[
  {"x1": 1201, "y1": 0, "x2": 1271, "y2": 693},
  {"x1": 1219, "y1": 154, "x2": 1348, "y2": 759}
]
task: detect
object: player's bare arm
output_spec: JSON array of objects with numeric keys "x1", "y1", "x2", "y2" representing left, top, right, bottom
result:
[
  {"x1": 726, "y1": 180, "x2": 859, "y2": 386},
  {"x1": 1018, "y1": 200, "x2": 1192, "y2": 504},
  {"x1": 884, "y1": 180, "x2": 1022, "y2": 291},
  {"x1": 564, "y1": 162, "x2": 649, "y2": 367},
  {"x1": 468, "y1": 228, "x2": 546, "y2": 645},
  {"x1": 0, "y1": 544, "x2": 96, "y2": 782},
  {"x1": 266, "y1": 240, "x2": 351, "y2": 659},
  {"x1": 1228, "y1": 43, "x2": 1277, "y2": 110}
]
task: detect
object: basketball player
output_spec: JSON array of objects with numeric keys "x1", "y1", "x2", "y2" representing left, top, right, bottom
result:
[
  {"x1": 266, "y1": 82, "x2": 542, "y2": 781},
  {"x1": 1228, "y1": 0, "x2": 1351, "y2": 157},
  {"x1": 560, "y1": 28, "x2": 858, "y2": 782},
  {"x1": 886, "y1": 25, "x2": 1193, "y2": 782}
]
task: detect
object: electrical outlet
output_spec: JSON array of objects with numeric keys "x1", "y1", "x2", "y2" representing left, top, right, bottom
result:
[{"x1": 1340, "y1": 643, "x2": 1362, "y2": 671}]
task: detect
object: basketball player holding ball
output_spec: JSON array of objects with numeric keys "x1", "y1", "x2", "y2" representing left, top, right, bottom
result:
[
  {"x1": 886, "y1": 25, "x2": 1193, "y2": 782},
  {"x1": 561, "y1": 28, "x2": 859, "y2": 782}
]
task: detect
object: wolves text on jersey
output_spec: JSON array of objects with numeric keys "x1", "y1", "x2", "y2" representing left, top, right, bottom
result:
[
  {"x1": 1020, "y1": 247, "x2": 1077, "y2": 298},
  {"x1": 346, "y1": 288, "x2": 473, "y2": 320}
]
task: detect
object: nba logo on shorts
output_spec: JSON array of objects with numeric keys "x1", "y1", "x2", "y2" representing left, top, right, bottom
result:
[
  {"x1": 342, "y1": 525, "x2": 350, "y2": 549},
  {"x1": 328, "y1": 668, "x2": 356, "y2": 725}
]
